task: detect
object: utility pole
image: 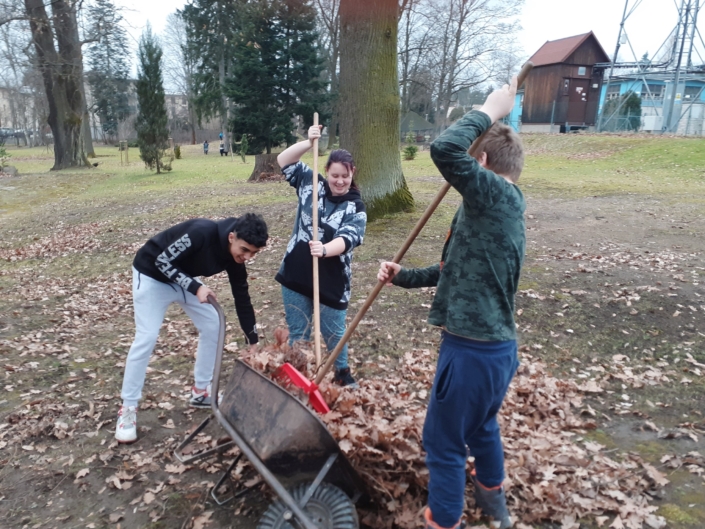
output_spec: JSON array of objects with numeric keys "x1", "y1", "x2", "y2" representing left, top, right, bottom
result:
[
  {"x1": 665, "y1": 0, "x2": 690, "y2": 133},
  {"x1": 597, "y1": 0, "x2": 629, "y2": 132},
  {"x1": 686, "y1": 0, "x2": 700, "y2": 68},
  {"x1": 599, "y1": 0, "x2": 704, "y2": 136}
]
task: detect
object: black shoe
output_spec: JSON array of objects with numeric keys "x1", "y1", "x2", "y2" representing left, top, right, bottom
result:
[{"x1": 333, "y1": 368, "x2": 359, "y2": 388}]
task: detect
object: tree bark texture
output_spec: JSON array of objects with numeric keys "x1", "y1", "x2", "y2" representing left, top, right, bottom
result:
[
  {"x1": 339, "y1": 0, "x2": 413, "y2": 221},
  {"x1": 248, "y1": 153, "x2": 280, "y2": 181},
  {"x1": 25, "y1": 0, "x2": 91, "y2": 170},
  {"x1": 326, "y1": 109, "x2": 338, "y2": 151},
  {"x1": 81, "y1": 79, "x2": 95, "y2": 156},
  {"x1": 316, "y1": 0, "x2": 341, "y2": 151},
  {"x1": 81, "y1": 111, "x2": 94, "y2": 156}
]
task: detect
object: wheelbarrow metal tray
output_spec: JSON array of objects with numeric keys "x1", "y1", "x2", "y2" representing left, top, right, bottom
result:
[{"x1": 218, "y1": 359, "x2": 366, "y2": 500}]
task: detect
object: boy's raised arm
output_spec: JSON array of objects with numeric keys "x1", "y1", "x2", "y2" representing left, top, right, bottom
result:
[
  {"x1": 429, "y1": 77, "x2": 517, "y2": 207},
  {"x1": 478, "y1": 77, "x2": 517, "y2": 124}
]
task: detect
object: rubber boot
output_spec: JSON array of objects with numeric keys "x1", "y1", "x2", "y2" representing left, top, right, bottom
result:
[{"x1": 471, "y1": 475, "x2": 513, "y2": 529}]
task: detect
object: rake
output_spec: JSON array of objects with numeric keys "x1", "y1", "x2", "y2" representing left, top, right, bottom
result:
[{"x1": 277, "y1": 62, "x2": 534, "y2": 414}]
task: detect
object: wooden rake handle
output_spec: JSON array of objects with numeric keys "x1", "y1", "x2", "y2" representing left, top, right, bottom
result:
[
  {"x1": 314, "y1": 62, "x2": 534, "y2": 385},
  {"x1": 311, "y1": 112, "x2": 322, "y2": 368}
]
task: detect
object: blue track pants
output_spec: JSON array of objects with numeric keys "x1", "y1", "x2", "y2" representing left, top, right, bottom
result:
[{"x1": 423, "y1": 331, "x2": 519, "y2": 527}]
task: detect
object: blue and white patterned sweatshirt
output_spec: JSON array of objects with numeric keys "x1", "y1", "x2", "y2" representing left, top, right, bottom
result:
[{"x1": 275, "y1": 161, "x2": 367, "y2": 310}]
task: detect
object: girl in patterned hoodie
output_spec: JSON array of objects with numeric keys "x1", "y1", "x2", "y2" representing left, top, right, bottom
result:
[{"x1": 276, "y1": 125, "x2": 367, "y2": 387}]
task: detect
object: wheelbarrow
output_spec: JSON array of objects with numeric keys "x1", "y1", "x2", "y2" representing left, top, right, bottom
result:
[{"x1": 173, "y1": 297, "x2": 367, "y2": 529}]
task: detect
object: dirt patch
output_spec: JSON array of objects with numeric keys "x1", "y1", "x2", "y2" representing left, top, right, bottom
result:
[{"x1": 512, "y1": 194, "x2": 705, "y2": 528}]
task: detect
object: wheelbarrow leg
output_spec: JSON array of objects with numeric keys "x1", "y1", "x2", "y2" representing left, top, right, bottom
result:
[
  {"x1": 210, "y1": 453, "x2": 243, "y2": 506},
  {"x1": 266, "y1": 453, "x2": 361, "y2": 524},
  {"x1": 173, "y1": 415, "x2": 236, "y2": 465},
  {"x1": 298, "y1": 453, "x2": 338, "y2": 508}
]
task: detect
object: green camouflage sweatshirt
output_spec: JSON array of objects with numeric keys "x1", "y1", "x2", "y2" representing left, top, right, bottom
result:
[{"x1": 392, "y1": 111, "x2": 526, "y2": 341}]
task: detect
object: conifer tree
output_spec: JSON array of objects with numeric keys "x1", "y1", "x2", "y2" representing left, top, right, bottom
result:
[
  {"x1": 135, "y1": 27, "x2": 171, "y2": 173},
  {"x1": 85, "y1": 0, "x2": 132, "y2": 142},
  {"x1": 227, "y1": 0, "x2": 326, "y2": 154},
  {"x1": 180, "y1": 0, "x2": 241, "y2": 142}
]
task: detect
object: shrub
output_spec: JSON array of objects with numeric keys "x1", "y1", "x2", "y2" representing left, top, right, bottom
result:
[
  {"x1": 240, "y1": 135, "x2": 248, "y2": 163},
  {"x1": 174, "y1": 145, "x2": 182, "y2": 159},
  {"x1": 0, "y1": 138, "x2": 9, "y2": 170},
  {"x1": 405, "y1": 132, "x2": 416, "y2": 144},
  {"x1": 403, "y1": 144, "x2": 418, "y2": 161},
  {"x1": 602, "y1": 91, "x2": 642, "y2": 132}
]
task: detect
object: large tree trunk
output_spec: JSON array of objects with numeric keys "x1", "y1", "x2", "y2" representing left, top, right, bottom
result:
[
  {"x1": 248, "y1": 153, "x2": 279, "y2": 181},
  {"x1": 79, "y1": 70, "x2": 94, "y2": 155},
  {"x1": 326, "y1": 109, "x2": 338, "y2": 150},
  {"x1": 339, "y1": 0, "x2": 413, "y2": 221},
  {"x1": 25, "y1": 0, "x2": 91, "y2": 170},
  {"x1": 81, "y1": 111, "x2": 94, "y2": 155},
  {"x1": 81, "y1": 83, "x2": 95, "y2": 156},
  {"x1": 190, "y1": 106, "x2": 197, "y2": 145}
]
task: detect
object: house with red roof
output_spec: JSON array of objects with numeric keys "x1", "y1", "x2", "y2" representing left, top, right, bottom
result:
[{"x1": 522, "y1": 32, "x2": 610, "y2": 132}]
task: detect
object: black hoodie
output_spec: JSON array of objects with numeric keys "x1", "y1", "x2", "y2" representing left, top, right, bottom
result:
[
  {"x1": 133, "y1": 217, "x2": 258, "y2": 344},
  {"x1": 275, "y1": 161, "x2": 367, "y2": 310}
]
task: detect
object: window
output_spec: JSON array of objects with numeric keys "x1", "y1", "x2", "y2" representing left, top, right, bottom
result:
[
  {"x1": 578, "y1": 66, "x2": 587, "y2": 76},
  {"x1": 640, "y1": 84, "x2": 664, "y2": 100},
  {"x1": 606, "y1": 84, "x2": 621, "y2": 101},
  {"x1": 684, "y1": 85, "x2": 703, "y2": 100}
]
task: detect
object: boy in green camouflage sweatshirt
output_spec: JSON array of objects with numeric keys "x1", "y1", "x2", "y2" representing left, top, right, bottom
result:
[{"x1": 378, "y1": 77, "x2": 523, "y2": 529}]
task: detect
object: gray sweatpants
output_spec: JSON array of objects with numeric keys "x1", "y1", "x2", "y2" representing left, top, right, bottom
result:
[{"x1": 120, "y1": 267, "x2": 219, "y2": 407}]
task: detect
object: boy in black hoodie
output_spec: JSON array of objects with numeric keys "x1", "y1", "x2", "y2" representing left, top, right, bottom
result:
[{"x1": 116, "y1": 213, "x2": 268, "y2": 443}]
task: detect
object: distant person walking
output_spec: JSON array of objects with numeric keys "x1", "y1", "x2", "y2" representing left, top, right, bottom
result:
[{"x1": 203, "y1": 140, "x2": 209, "y2": 155}]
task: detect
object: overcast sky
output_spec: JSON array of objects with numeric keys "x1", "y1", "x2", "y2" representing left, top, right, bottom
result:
[{"x1": 118, "y1": 0, "x2": 684, "y2": 69}]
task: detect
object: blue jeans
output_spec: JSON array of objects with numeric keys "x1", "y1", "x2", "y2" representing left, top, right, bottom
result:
[
  {"x1": 281, "y1": 286, "x2": 349, "y2": 370},
  {"x1": 423, "y1": 332, "x2": 519, "y2": 527}
]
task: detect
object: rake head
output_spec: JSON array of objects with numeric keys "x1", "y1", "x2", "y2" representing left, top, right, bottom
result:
[{"x1": 274, "y1": 363, "x2": 331, "y2": 414}]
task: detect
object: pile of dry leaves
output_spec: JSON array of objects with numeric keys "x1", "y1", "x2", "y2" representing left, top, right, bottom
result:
[{"x1": 239, "y1": 338, "x2": 669, "y2": 529}]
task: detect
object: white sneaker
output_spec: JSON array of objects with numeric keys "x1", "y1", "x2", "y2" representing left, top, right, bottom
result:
[
  {"x1": 115, "y1": 406, "x2": 137, "y2": 444},
  {"x1": 189, "y1": 384, "x2": 213, "y2": 408}
]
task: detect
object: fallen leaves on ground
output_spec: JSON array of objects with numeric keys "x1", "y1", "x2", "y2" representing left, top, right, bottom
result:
[
  {"x1": 1, "y1": 225, "x2": 700, "y2": 528},
  {"x1": 238, "y1": 340, "x2": 668, "y2": 528}
]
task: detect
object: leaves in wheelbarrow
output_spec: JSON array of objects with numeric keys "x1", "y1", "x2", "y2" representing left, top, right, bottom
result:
[{"x1": 317, "y1": 349, "x2": 667, "y2": 529}]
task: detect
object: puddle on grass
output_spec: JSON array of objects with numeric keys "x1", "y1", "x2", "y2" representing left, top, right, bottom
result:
[{"x1": 601, "y1": 420, "x2": 705, "y2": 528}]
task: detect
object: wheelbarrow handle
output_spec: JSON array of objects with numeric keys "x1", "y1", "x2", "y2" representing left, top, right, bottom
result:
[
  {"x1": 207, "y1": 295, "x2": 226, "y2": 410},
  {"x1": 205, "y1": 294, "x2": 321, "y2": 529},
  {"x1": 314, "y1": 62, "x2": 534, "y2": 385}
]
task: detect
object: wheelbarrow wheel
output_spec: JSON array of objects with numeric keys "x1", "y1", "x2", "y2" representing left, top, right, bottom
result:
[{"x1": 257, "y1": 482, "x2": 358, "y2": 529}]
